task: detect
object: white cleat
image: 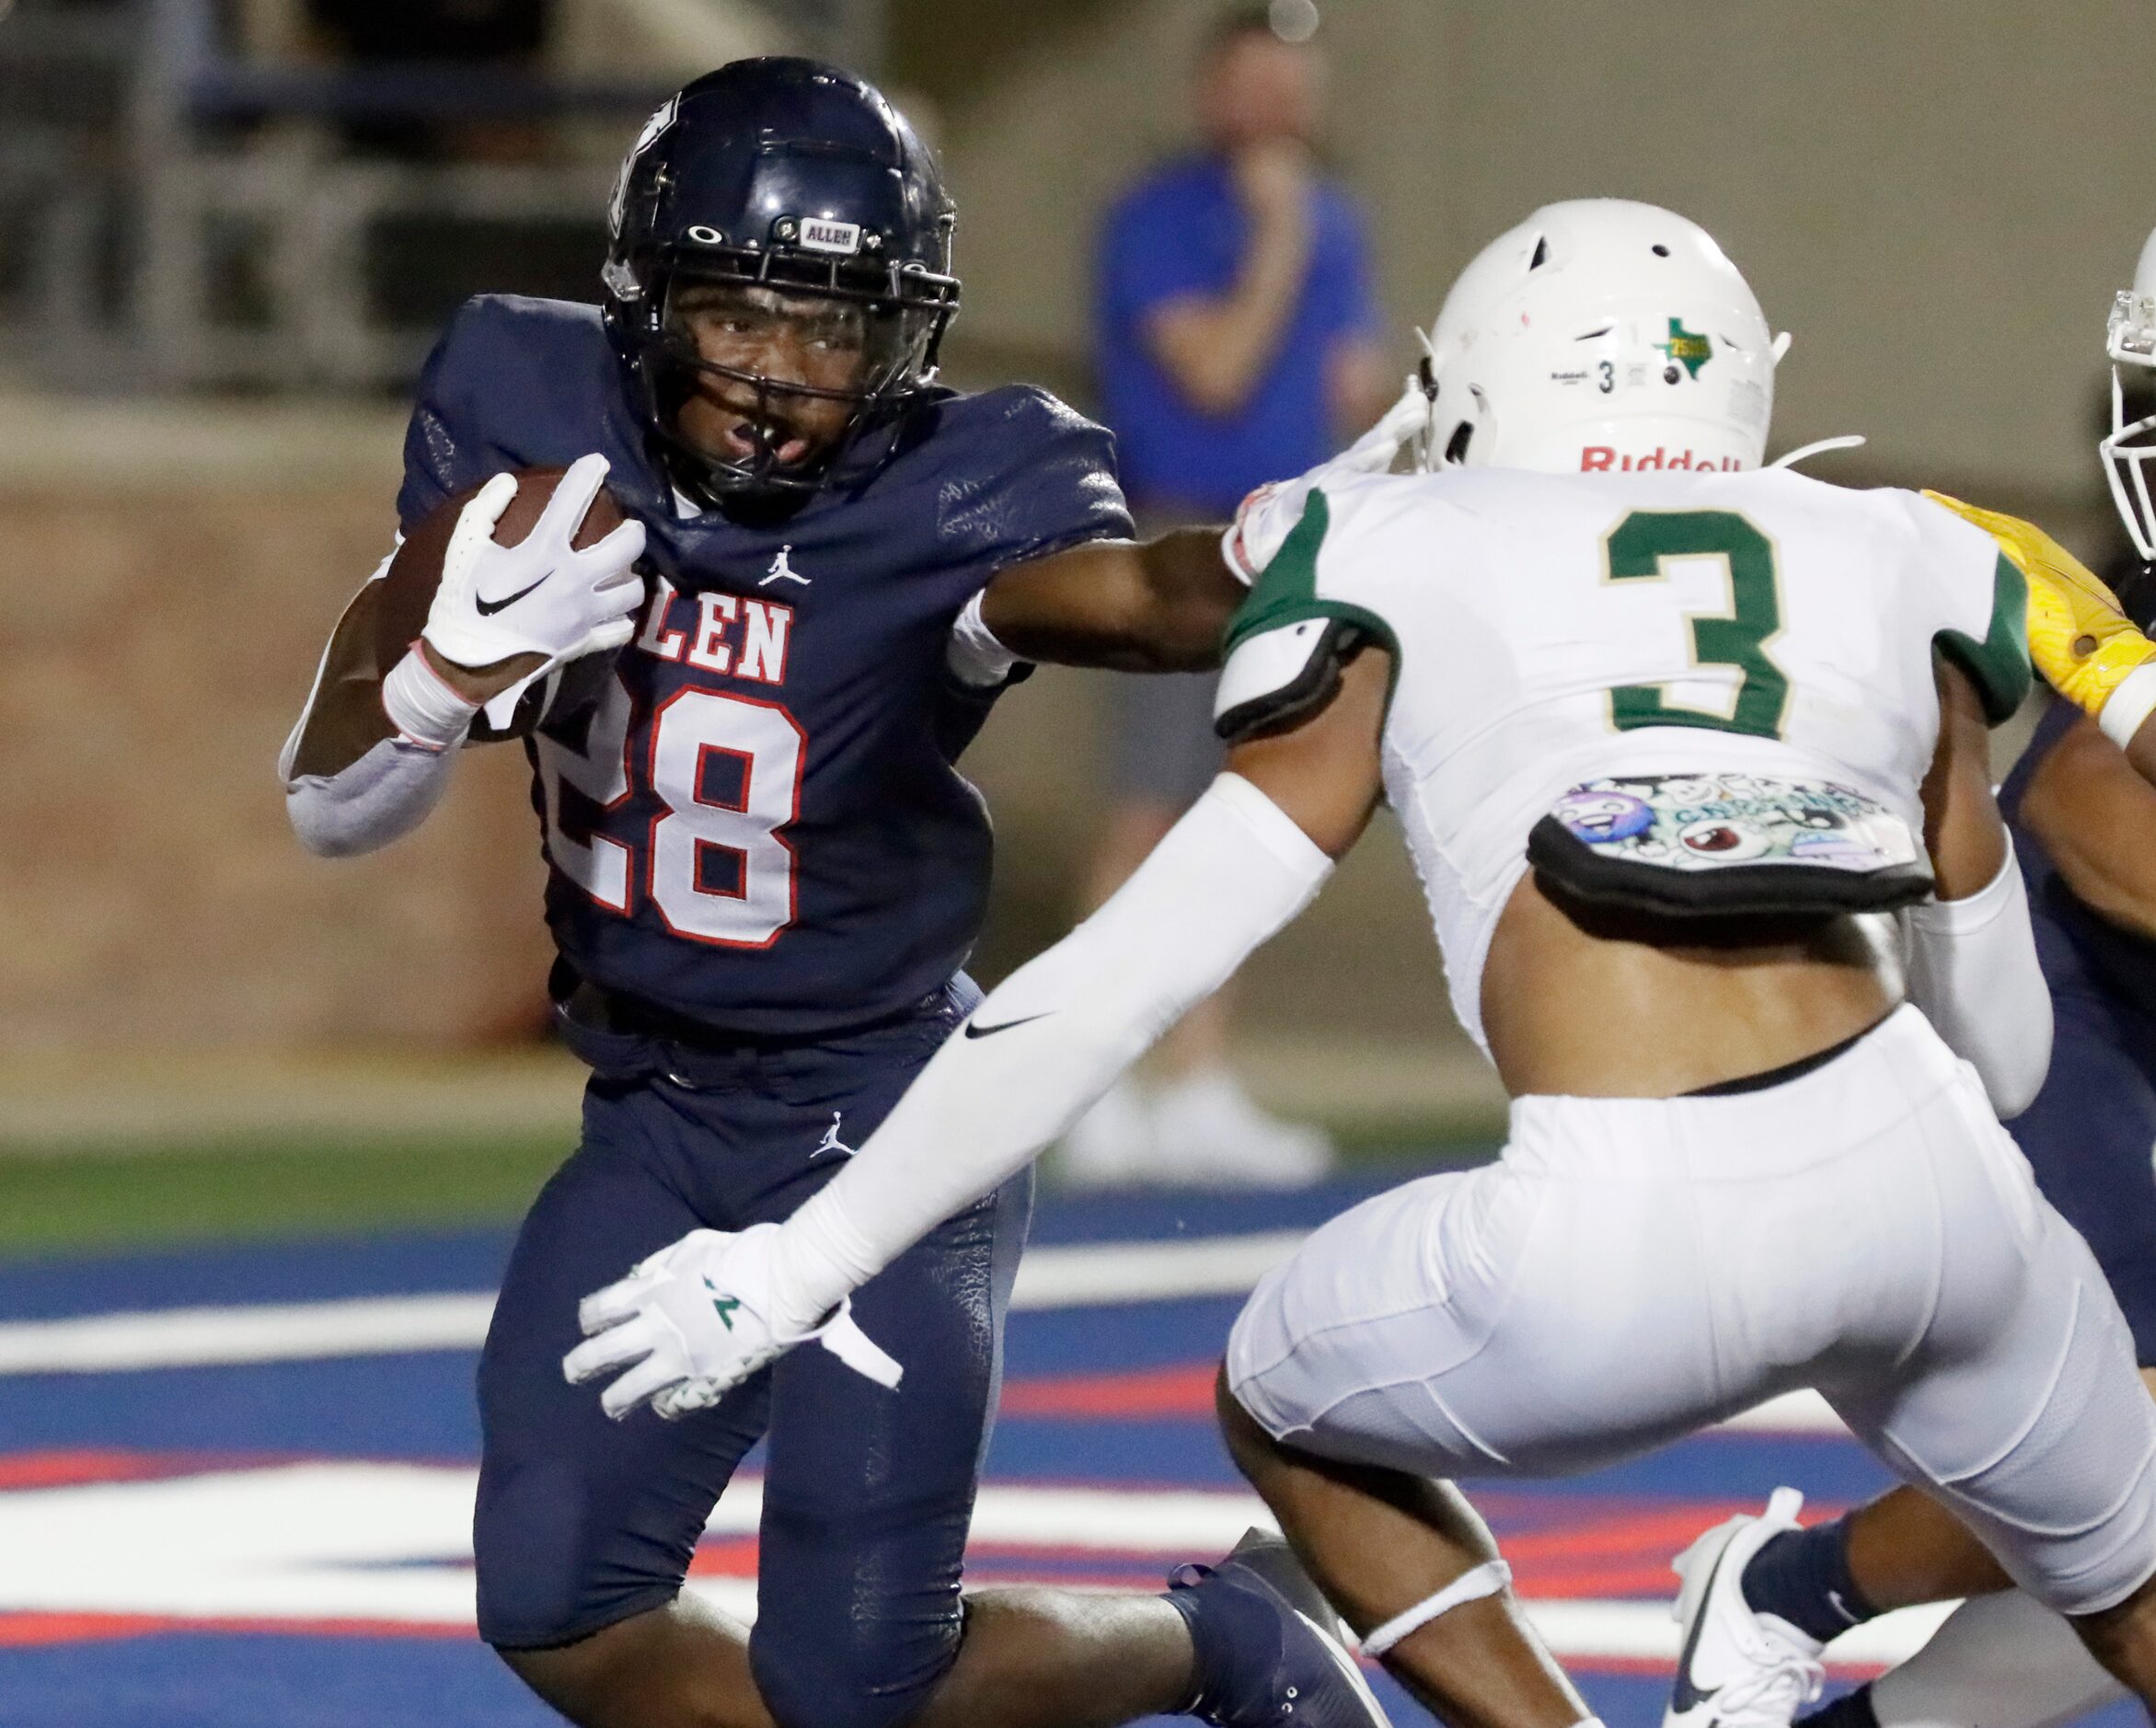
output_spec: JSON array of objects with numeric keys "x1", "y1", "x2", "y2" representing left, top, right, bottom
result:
[
  {"x1": 1665, "y1": 1486, "x2": 1826, "y2": 1728},
  {"x1": 1149, "y1": 1068, "x2": 1333, "y2": 1189},
  {"x1": 1054, "y1": 1077, "x2": 1157, "y2": 1190}
]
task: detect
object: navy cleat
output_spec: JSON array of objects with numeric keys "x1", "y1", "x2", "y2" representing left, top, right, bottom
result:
[{"x1": 1167, "y1": 1527, "x2": 1393, "y2": 1725}]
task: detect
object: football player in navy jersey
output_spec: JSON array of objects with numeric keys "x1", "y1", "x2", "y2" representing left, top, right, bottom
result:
[{"x1": 280, "y1": 55, "x2": 1393, "y2": 1728}]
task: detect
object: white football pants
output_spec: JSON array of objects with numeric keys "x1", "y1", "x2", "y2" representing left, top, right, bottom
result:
[{"x1": 1226, "y1": 1006, "x2": 2156, "y2": 1614}]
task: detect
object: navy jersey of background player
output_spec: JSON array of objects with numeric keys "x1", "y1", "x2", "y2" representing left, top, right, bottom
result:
[
  {"x1": 398, "y1": 293, "x2": 1131, "y2": 1035},
  {"x1": 2000, "y1": 664, "x2": 2156, "y2": 1364},
  {"x1": 2003, "y1": 691, "x2": 2156, "y2": 1012}
]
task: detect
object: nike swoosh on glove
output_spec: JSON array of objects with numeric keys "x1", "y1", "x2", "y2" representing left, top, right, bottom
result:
[
  {"x1": 561, "y1": 1222, "x2": 903, "y2": 1422},
  {"x1": 1222, "y1": 381, "x2": 1430, "y2": 583},
  {"x1": 1926, "y1": 490, "x2": 2156, "y2": 720},
  {"x1": 423, "y1": 452, "x2": 648, "y2": 678}
]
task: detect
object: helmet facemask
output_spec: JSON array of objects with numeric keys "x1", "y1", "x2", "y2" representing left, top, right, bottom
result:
[
  {"x1": 598, "y1": 62, "x2": 963, "y2": 514},
  {"x1": 2103, "y1": 289, "x2": 2156, "y2": 560},
  {"x1": 626, "y1": 248, "x2": 954, "y2": 509}
]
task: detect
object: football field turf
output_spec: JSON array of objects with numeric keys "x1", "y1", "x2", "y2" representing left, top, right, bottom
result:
[{"x1": 0, "y1": 1156, "x2": 2137, "y2": 1728}]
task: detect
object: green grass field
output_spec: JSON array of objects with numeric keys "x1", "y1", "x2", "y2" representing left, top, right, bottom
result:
[
  {"x1": 0, "y1": 1134, "x2": 574, "y2": 1258},
  {"x1": 0, "y1": 1124, "x2": 1485, "y2": 1259}
]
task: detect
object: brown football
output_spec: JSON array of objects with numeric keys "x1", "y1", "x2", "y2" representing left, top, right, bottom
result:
[{"x1": 375, "y1": 466, "x2": 632, "y2": 741}]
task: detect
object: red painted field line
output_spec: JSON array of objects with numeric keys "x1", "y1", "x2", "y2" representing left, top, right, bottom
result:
[
  {"x1": 0, "y1": 1612, "x2": 474, "y2": 1645},
  {"x1": 999, "y1": 1362, "x2": 1218, "y2": 1419}
]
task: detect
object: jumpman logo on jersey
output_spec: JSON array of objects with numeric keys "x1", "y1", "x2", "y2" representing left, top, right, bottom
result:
[
  {"x1": 811, "y1": 1112, "x2": 854, "y2": 1159},
  {"x1": 760, "y1": 546, "x2": 810, "y2": 588}
]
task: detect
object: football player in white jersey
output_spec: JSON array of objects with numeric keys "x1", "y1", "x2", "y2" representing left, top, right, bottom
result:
[
  {"x1": 555, "y1": 200, "x2": 2156, "y2": 1728},
  {"x1": 1645, "y1": 234, "x2": 2156, "y2": 1728}
]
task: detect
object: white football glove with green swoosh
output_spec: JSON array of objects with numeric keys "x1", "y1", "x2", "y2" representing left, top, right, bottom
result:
[{"x1": 562, "y1": 1220, "x2": 903, "y2": 1421}]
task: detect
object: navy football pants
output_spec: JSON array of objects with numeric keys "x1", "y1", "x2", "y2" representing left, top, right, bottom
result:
[
  {"x1": 473, "y1": 992, "x2": 1032, "y2": 1728},
  {"x1": 2016, "y1": 909, "x2": 2156, "y2": 1366}
]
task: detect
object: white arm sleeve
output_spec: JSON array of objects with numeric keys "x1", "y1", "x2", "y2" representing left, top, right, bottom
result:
[
  {"x1": 767, "y1": 773, "x2": 1333, "y2": 1329},
  {"x1": 285, "y1": 737, "x2": 459, "y2": 858},
  {"x1": 1904, "y1": 834, "x2": 2052, "y2": 1118},
  {"x1": 281, "y1": 541, "x2": 478, "y2": 859}
]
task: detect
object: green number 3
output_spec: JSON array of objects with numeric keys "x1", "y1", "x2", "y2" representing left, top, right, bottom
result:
[{"x1": 1604, "y1": 510, "x2": 1790, "y2": 740}]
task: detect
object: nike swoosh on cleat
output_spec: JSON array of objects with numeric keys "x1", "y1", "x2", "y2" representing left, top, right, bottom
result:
[
  {"x1": 1669, "y1": 1544, "x2": 1728, "y2": 1717},
  {"x1": 475, "y1": 576, "x2": 548, "y2": 616},
  {"x1": 963, "y1": 1012, "x2": 1051, "y2": 1040}
]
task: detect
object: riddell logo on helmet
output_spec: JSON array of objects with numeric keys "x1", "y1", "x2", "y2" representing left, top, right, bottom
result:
[{"x1": 1580, "y1": 447, "x2": 1743, "y2": 472}]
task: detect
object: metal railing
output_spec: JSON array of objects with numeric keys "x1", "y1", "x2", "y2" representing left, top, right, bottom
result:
[{"x1": 0, "y1": 0, "x2": 888, "y2": 390}]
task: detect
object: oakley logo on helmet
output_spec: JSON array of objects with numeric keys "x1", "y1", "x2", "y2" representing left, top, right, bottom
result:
[{"x1": 798, "y1": 218, "x2": 864, "y2": 256}]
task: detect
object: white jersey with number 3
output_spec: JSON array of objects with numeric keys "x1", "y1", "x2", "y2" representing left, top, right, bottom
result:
[{"x1": 1228, "y1": 466, "x2": 2027, "y2": 1049}]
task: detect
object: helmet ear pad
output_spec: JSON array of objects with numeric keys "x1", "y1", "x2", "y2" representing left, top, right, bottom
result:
[
  {"x1": 1433, "y1": 392, "x2": 1486, "y2": 469},
  {"x1": 1421, "y1": 347, "x2": 1492, "y2": 471}
]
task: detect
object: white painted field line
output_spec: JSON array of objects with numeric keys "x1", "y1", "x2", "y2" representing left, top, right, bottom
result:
[
  {"x1": 0, "y1": 1458, "x2": 1950, "y2": 1665},
  {"x1": 700, "y1": 1474, "x2": 1274, "y2": 1553},
  {"x1": 0, "y1": 1295, "x2": 501, "y2": 1375},
  {"x1": 1009, "y1": 1230, "x2": 1307, "y2": 1308},
  {"x1": 0, "y1": 1230, "x2": 1308, "y2": 1377},
  {"x1": 0, "y1": 1231, "x2": 1853, "y2": 1445},
  {"x1": 1718, "y1": 1388, "x2": 1844, "y2": 1435}
]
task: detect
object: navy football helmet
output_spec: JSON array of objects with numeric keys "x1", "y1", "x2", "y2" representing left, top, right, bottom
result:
[{"x1": 602, "y1": 58, "x2": 961, "y2": 508}]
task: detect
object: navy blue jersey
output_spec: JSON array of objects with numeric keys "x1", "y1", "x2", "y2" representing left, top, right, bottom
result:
[
  {"x1": 399, "y1": 295, "x2": 1131, "y2": 1034},
  {"x1": 2001, "y1": 697, "x2": 2156, "y2": 1015}
]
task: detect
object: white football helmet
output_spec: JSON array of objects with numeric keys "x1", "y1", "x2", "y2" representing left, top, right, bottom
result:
[
  {"x1": 1415, "y1": 200, "x2": 1788, "y2": 477},
  {"x1": 2102, "y1": 225, "x2": 2156, "y2": 559}
]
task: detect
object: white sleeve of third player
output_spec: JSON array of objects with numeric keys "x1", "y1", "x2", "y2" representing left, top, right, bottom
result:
[
  {"x1": 1902, "y1": 835, "x2": 2053, "y2": 1118},
  {"x1": 764, "y1": 773, "x2": 1334, "y2": 1331}
]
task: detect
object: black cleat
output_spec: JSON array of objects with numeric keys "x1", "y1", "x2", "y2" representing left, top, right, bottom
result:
[{"x1": 1167, "y1": 1527, "x2": 1393, "y2": 1725}]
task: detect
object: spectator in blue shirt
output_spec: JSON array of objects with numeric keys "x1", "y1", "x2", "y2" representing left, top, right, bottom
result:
[{"x1": 1062, "y1": 4, "x2": 1391, "y2": 1188}]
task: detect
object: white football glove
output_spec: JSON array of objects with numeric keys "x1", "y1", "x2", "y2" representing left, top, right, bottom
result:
[
  {"x1": 422, "y1": 451, "x2": 648, "y2": 678},
  {"x1": 561, "y1": 1222, "x2": 903, "y2": 1422},
  {"x1": 1221, "y1": 380, "x2": 1431, "y2": 582}
]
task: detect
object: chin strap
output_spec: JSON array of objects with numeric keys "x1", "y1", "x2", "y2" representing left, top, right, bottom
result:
[{"x1": 1768, "y1": 433, "x2": 1867, "y2": 470}]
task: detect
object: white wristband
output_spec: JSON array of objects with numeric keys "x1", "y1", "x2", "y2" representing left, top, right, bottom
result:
[
  {"x1": 2100, "y1": 661, "x2": 2156, "y2": 750},
  {"x1": 947, "y1": 589, "x2": 1021, "y2": 688},
  {"x1": 381, "y1": 646, "x2": 480, "y2": 751},
  {"x1": 1359, "y1": 1561, "x2": 1514, "y2": 1658}
]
